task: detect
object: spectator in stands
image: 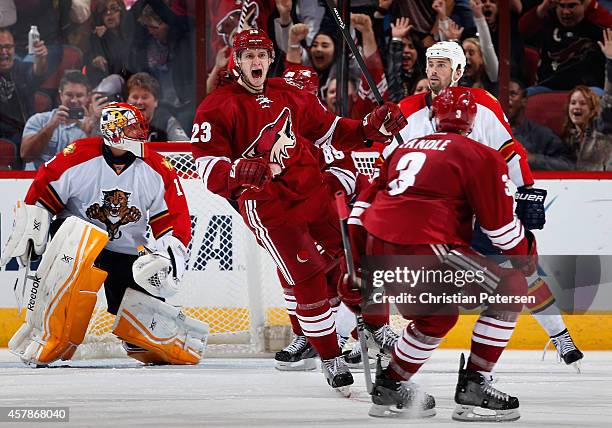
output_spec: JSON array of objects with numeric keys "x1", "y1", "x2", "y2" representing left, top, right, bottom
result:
[
  {"x1": 324, "y1": 74, "x2": 359, "y2": 116},
  {"x1": 0, "y1": 28, "x2": 47, "y2": 165},
  {"x1": 385, "y1": 17, "x2": 426, "y2": 102},
  {"x1": 558, "y1": 29, "x2": 612, "y2": 171},
  {"x1": 462, "y1": 0, "x2": 525, "y2": 81},
  {"x1": 20, "y1": 70, "x2": 106, "y2": 170},
  {"x1": 286, "y1": 24, "x2": 340, "y2": 97},
  {"x1": 413, "y1": 77, "x2": 430, "y2": 94},
  {"x1": 85, "y1": 0, "x2": 130, "y2": 87},
  {"x1": 274, "y1": 0, "x2": 329, "y2": 49},
  {"x1": 126, "y1": 72, "x2": 188, "y2": 142},
  {"x1": 460, "y1": 36, "x2": 498, "y2": 95},
  {"x1": 519, "y1": 0, "x2": 612, "y2": 91},
  {"x1": 129, "y1": 0, "x2": 196, "y2": 131},
  {"x1": 507, "y1": 78, "x2": 573, "y2": 170}
]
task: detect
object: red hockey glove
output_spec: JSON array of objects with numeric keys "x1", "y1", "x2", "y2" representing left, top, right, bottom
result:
[
  {"x1": 229, "y1": 157, "x2": 272, "y2": 192},
  {"x1": 510, "y1": 229, "x2": 538, "y2": 276},
  {"x1": 338, "y1": 267, "x2": 365, "y2": 312},
  {"x1": 362, "y1": 102, "x2": 407, "y2": 142}
]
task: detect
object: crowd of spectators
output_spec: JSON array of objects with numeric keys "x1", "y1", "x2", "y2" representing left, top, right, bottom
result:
[{"x1": 0, "y1": 0, "x2": 610, "y2": 171}]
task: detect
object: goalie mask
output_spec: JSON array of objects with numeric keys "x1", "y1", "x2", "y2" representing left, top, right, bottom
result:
[{"x1": 100, "y1": 102, "x2": 149, "y2": 157}]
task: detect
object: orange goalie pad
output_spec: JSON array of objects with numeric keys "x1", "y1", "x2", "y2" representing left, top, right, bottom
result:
[
  {"x1": 112, "y1": 310, "x2": 202, "y2": 365},
  {"x1": 35, "y1": 223, "x2": 108, "y2": 363}
]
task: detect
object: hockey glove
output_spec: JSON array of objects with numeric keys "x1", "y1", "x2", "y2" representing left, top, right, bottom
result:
[
  {"x1": 510, "y1": 229, "x2": 538, "y2": 276},
  {"x1": 338, "y1": 266, "x2": 366, "y2": 312},
  {"x1": 515, "y1": 187, "x2": 546, "y2": 230},
  {"x1": 362, "y1": 102, "x2": 407, "y2": 143},
  {"x1": 229, "y1": 157, "x2": 272, "y2": 192}
]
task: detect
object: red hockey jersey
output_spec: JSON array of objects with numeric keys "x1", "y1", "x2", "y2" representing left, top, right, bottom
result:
[
  {"x1": 389, "y1": 88, "x2": 534, "y2": 187},
  {"x1": 191, "y1": 78, "x2": 365, "y2": 215},
  {"x1": 25, "y1": 138, "x2": 191, "y2": 254},
  {"x1": 357, "y1": 132, "x2": 529, "y2": 255}
]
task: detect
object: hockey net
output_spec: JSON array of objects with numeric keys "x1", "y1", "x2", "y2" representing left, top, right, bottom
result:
[{"x1": 77, "y1": 143, "x2": 290, "y2": 358}]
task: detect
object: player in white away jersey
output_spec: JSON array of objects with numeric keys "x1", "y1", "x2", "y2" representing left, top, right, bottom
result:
[{"x1": 1, "y1": 103, "x2": 209, "y2": 367}]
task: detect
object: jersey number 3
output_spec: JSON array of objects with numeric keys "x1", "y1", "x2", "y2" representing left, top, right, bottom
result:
[{"x1": 388, "y1": 152, "x2": 427, "y2": 196}]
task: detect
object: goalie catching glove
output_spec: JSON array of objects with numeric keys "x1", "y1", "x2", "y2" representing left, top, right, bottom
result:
[
  {"x1": 362, "y1": 102, "x2": 407, "y2": 143},
  {"x1": 515, "y1": 187, "x2": 546, "y2": 230},
  {"x1": 133, "y1": 235, "x2": 188, "y2": 298},
  {"x1": 0, "y1": 201, "x2": 50, "y2": 267}
]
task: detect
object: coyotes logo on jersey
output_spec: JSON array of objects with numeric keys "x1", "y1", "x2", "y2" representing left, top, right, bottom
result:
[
  {"x1": 216, "y1": 1, "x2": 259, "y2": 46},
  {"x1": 86, "y1": 189, "x2": 142, "y2": 240},
  {"x1": 242, "y1": 107, "x2": 296, "y2": 170}
]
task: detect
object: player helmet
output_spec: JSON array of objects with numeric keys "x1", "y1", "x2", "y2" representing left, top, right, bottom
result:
[
  {"x1": 232, "y1": 28, "x2": 275, "y2": 62},
  {"x1": 282, "y1": 66, "x2": 319, "y2": 95},
  {"x1": 426, "y1": 41, "x2": 466, "y2": 84},
  {"x1": 431, "y1": 87, "x2": 477, "y2": 134},
  {"x1": 100, "y1": 102, "x2": 149, "y2": 157}
]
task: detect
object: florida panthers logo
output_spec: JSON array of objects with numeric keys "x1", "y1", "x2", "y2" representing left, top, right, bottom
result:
[
  {"x1": 86, "y1": 189, "x2": 142, "y2": 240},
  {"x1": 242, "y1": 107, "x2": 296, "y2": 170}
]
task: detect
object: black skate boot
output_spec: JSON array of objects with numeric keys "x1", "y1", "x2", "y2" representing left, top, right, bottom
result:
[
  {"x1": 274, "y1": 335, "x2": 317, "y2": 371},
  {"x1": 342, "y1": 342, "x2": 376, "y2": 369},
  {"x1": 549, "y1": 329, "x2": 584, "y2": 372},
  {"x1": 321, "y1": 355, "x2": 354, "y2": 396},
  {"x1": 452, "y1": 353, "x2": 520, "y2": 422},
  {"x1": 369, "y1": 358, "x2": 436, "y2": 418}
]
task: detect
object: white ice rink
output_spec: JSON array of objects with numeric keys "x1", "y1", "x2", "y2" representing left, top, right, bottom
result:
[{"x1": 1, "y1": 349, "x2": 611, "y2": 427}]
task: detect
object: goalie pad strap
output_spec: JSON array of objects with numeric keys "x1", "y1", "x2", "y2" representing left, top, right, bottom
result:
[
  {"x1": 112, "y1": 288, "x2": 209, "y2": 365},
  {"x1": 8, "y1": 217, "x2": 108, "y2": 364}
]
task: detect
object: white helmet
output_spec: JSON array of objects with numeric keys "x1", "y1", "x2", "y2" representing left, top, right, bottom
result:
[{"x1": 426, "y1": 41, "x2": 466, "y2": 84}]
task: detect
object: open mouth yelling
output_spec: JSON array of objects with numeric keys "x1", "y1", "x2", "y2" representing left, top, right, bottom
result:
[{"x1": 252, "y1": 69, "x2": 263, "y2": 79}]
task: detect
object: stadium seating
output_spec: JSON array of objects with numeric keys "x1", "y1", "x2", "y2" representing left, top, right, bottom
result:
[{"x1": 525, "y1": 91, "x2": 569, "y2": 136}]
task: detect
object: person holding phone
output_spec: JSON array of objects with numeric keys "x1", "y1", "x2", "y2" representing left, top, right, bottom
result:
[{"x1": 20, "y1": 70, "x2": 107, "y2": 170}]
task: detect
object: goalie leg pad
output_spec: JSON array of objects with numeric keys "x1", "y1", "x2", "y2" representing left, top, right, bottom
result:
[
  {"x1": 112, "y1": 288, "x2": 209, "y2": 365},
  {"x1": 9, "y1": 217, "x2": 108, "y2": 365}
]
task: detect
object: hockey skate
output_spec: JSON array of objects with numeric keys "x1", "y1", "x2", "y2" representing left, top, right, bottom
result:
[
  {"x1": 369, "y1": 358, "x2": 436, "y2": 418},
  {"x1": 274, "y1": 335, "x2": 317, "y2": 371},
  {"x1": 364, "y1": 324, "x2": 399, "y2": 365},
  {"x1": 342, "y1": 342, "x2": 376, "y2": 369},
  {"x1": 452, "y1": 353, "x2": 520, "y2": 422},
  {"x1": 543, "y1": 329, "x2": 583, "y2": 373},
  {"x1": 321, "y1": 355, "x2": 354, "y2": 397}
]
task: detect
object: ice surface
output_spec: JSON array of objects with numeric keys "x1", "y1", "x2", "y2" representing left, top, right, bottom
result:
[{"x1": 1, "y1": 349, "x2": 611, "y2": 427}]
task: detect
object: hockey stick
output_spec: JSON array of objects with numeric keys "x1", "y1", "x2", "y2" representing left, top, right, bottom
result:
[
  {"x1": 323, "y1": 0, "x2": 404, "y2": 146},
  {"x1": 335, "y1": 191, "x2": 374, "y2": 395}
]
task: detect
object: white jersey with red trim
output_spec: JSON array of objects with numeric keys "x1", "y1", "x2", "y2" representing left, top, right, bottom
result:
[
  {"x1": 25, "y1": 138, "x2": 191, "y2": 255},
  {"x1": 386, "y1": 88, "x2": 534, "y2": 187}
]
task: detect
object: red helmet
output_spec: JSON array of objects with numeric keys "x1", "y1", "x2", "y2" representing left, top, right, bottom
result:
[
  {"x1": 232, "y1": 28, "x2": 274, "y2": 57},
  {"x1": 283, "y1": 65, "x2": 319, "y2": 95},
  {"x1": 431, "y1": 87, "x2": 477, "y2": 134}
]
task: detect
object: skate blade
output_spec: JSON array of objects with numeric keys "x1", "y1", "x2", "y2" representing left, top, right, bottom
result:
[
  {"x1": 334, "y1": 386, "x2": 352, "y2": 398},
  {"x1": 275, "y1": 357, "x2": 317, "y2": 371},
  {"x1": 369, "y1": 403, "x2": 436, "y2": 419},
  {"x1": 452, "y1": 404, "x2": 520, "y2": 422},
  {"x1": 571, "y1": 360, "x2": 582, "y2": 374}
]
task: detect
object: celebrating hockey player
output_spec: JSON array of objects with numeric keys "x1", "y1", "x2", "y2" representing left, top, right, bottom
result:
[
  {"x1": 191, "y1": 28, "x2": 406, "y2": 392},
  {"x1": 344, "y1": 87, "x2": 536, "y2": 421},
  {"x1": 1, "y1": 102, "x2": 209, "y2": 367},
  {"x1": 366, "y1": 41, "x2": 582, "y2": 369}
]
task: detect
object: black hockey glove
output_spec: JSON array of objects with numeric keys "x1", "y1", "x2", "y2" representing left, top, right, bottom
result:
[{"x1": 515, "y1": 187, "x2": 547, "y2": 230}]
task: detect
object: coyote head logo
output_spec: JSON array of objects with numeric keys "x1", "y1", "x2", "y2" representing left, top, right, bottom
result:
[{"x1": 243, "y1": 108, "x2": 296, "y2": 169}]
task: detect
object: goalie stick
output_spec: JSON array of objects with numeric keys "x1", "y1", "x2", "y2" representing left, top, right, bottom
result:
[
  {"x1": 323, "y1": 0, "x2": 404, "y2": 147},
  {"x1": 335, "y1": 191, "x2": 374, "y2": 395}
]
